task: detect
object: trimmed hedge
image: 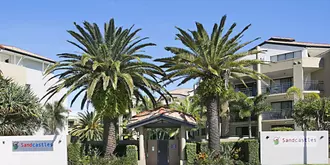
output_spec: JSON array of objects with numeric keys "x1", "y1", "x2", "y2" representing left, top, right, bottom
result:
[
  {"x1": 193, "y1": 139, "x2": 259, "y2": 165},
  {"x1": 68, "y1": 143, "x2": 82, "y2": 164},
  {"x1": 271, "y1": 127, "x2": 294, "y2": 131},
  {"x1": 186, "y1": 143, "x2": 197, "y2": 165},
  {"x1": 126, "y1": 145, "x2": 138, "y2": 165}
]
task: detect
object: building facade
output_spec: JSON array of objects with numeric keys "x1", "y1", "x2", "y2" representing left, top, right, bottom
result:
[
  {"x1": 232, "y1": 37, "x2": 330, "y2": 137},
  {"x1": 0, "y1": 44, "x2": 69, "y2": 135}
]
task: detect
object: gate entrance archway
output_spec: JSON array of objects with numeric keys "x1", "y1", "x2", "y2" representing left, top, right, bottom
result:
[{"x1": 127, "y1": 107, "x2": 197, "y2": 165}]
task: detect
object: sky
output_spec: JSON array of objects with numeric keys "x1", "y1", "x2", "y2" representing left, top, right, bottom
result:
[{"x1": 1, "y1": 0, "x2": 330, "y2": 113}]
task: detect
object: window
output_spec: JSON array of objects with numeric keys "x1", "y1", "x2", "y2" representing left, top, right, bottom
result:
[
  {"x1": 271, "y1": 101, "x2": 293, "y2": 118},
  {"x1": 271, "y1": 52, "x2": 299, "y2": 62},
  {"x1": 236, "y1": 126, "x2": 257, "y2": 137},
  {"x1": 270, "y1": 56, "x2": 277, "y2": 62},
  {"x1": 271, "y1": 101, "x2": 292, "y2": 111},
  {"x1": 1, "y1": 54, "x2": 11, "y2": 63},
  {"x1": 278, "y1": 54, "x2": 286, "y2": 61},
  {"x1": 286, "y1": 53, "x2": 294, "y2": 59}
]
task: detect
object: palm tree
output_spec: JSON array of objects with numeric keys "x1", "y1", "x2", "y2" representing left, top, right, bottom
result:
[
  {"x1": 42, "y1": 101, "x2": 69, "y2": 135},
  {"x1": 70, "y1": 111, "x2": 103, "y2": 142},
  {"x1": 230, "y1": 92, "x2": 270, "y2": 138},
  {"x1": 43, "y1": 19, "x2": 167, "y2": 157},
  {"x1": 156, "y1": 15, "x2": 267, "y2": 152},
  {"x1": 170, "y1": 96, "x2": 204, "y2": 117},
  {"x1": 0, "y1": 77, "x2": 42, "y2": 135},
  {"x1": 170, "y1": 96, "x2": 206, "y2": 138}
]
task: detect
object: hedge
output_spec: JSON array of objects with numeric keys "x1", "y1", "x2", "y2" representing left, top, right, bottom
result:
[
  {"x1": 126, "y1": 145, "x2": 138, "y2": 165},
  {"x1": 186, "y1": 143, "x2": 197, "y2": 165},
  {"x1": 192, "y1": 139, "x2": 259, "y2": 165},
  {"x1": 271, "y1": 127, "x2": 294, "y2": 131},
  {"x1": 67, "y1": 143, "x2": 82, "y2": 164}
]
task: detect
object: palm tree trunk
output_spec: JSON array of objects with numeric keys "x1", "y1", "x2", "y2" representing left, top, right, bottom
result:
[
  {"x1": 206, "y1": 95, "x2": 220, "y2": 152},
  {"x1": 103, "y1": 116, "x2": 116, "y2": 158},
  {"x1": 248, "y1": 116, "x2": 252, "y2": 138},
  {"x1": 221, "y1": 72, "x2": 230, "y2": 137},
  {"x1": 220, "y1": 101, "x2": 230, "y2": 137}
]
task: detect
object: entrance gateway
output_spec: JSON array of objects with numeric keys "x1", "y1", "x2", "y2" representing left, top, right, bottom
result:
[{"x1": 127, "y1": 107, "x2": 197, "y2": 165}]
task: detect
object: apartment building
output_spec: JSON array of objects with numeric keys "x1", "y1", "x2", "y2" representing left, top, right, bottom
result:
[
  {"x1": 232, "y1": 37, "x2": 330, "y2": 137},
  {"x1": 0, "y1": 44, "x2": 69, "y2": 135}
]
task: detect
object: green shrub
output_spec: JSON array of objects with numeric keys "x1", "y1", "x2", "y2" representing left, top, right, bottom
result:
[
  {"x1": 186, "y1": 143, "x2": 197, "y2": 165},
  {"x1": 191, "y1": 139, "x2": 259, "y2": 165},
  {"x1": 68, "y1": 143, "x2": 82, "y2": 164},
  {"x1": 126, "y1": 145, "x2": 138, "y2": 165},
  {"x1": 241, "y1": 140, "x2": 259, "y2": 165},
  {"x1": 271, "y1": 127, "x2": 294, "y2": 131},
  {"x1": 200, "y1": 142, "x2": 208, "y2": 153}
]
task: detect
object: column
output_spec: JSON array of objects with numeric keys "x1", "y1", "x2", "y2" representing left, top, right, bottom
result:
[
  {"x1": 138, "y1": 127, "x2": 146, "y2": 165},
  {"x1": 293, "y1": 61, "x2": 304, "y2": 92},
  {"x1": 256, "y1": 46, "x2": 263, "y2": 135},
  {"x1": 180, "y1": 126, "x2": 186, "y2": 165},
  {"x1": 143, "y1": 128, "x2": 148, "y2": 160},
  {"x1": 118, "y1": 115, "x2": 123, "y2": 140}
]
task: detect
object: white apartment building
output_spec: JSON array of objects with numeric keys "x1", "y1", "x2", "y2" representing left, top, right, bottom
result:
[
  {"x1": 231, "y1": 37, "x2": 330, "y2": 137},
  {"x1": 0, "y1": 44, "x2": 69, "y2": 135}
]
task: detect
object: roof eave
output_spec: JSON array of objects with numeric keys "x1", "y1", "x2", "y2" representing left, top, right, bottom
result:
[
  {"x1": 2, "y1": 47, "x2": 56, "y2": 64},
  {"x1": 127, "y1": 115, "x2": 197, "y2": 130}
]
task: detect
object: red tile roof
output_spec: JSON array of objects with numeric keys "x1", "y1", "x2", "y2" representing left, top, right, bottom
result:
[{"x1": 128, "y1": 107, "x2": 197, "y2": 128}]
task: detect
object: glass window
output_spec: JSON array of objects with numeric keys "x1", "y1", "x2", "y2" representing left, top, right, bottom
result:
[
  {"x1": 278, "y1": 54, "x2": 286, "y2": 61},
  {"x1": 271, "y1": 102, "x2": 281, "y2": 111},
  {"x1": 286, "y1": 53, "x2": 294, "y2": 59},
  {"x1": 270, "y1": 56, "x2": 277, "y2": 62},
  {"x1": 294, "y1": 51, "x2": 302, "y2": 58},
  {"x1": 281, "y1": 101, "x2": 292, "y2": 110}
]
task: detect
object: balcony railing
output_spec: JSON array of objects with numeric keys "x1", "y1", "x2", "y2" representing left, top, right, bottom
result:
[
  {"x1": 235, "y1": 87, "x2": 256, "y2": 97},
  {"x1": 304, "y1": 80, "x2": 324, "y2": 91},
  {"x1": 262, "y1": 82, "x2": 293, "y2": 94},
  {"x1": 262, "y1": 109, "x2": 293, "y2": 120}
]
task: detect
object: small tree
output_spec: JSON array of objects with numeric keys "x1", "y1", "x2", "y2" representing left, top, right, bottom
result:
[
  {"x1": 0, "y1": 78, "x2": 42, "y2": 135},
  {"x1": 293, "y1": 94, "x2": 330, "y2": 130},
  {"x1": 230, "y1": 92, "x2": 271, "y2": 138},
  {"x1": 286, "y1": 86, "x2": 330, "y2": 130}
]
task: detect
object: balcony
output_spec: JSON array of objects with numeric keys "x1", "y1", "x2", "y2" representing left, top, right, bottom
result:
[
  {"x1": 235, "y1": 87, "x2": 256, "y2": 97},
  {"x1": 262, "y1": 109, "x2": 293, "y2": 120},
  {"x1": 304, "y1": 80, "x2": 324, "y2": 91},
  {"x1": 262, "y1": 82, "x2": 293, "y2": 95}
]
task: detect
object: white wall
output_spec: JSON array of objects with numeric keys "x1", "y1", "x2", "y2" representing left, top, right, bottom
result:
[
  {"x1": 0, "y1": 135, "x2": 67, "y2": 165},
  {"x1": 260, "y1": 131, "x2": 328, "y2": 165},
  {"x1": 0, "y1": 51, "x2": 69, "y2": 135},
  {"x1": 241, "y1": 43, "x2": 305, "y2": 61}
]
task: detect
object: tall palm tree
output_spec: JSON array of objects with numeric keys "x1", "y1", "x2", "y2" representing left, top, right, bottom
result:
[
  {"x1": 43, "y1": 101, "x2": 68, "y2": 135},
  {"x1": 230, "y1": 92, "x2": 270, "y2": 138},
  {"x1": 43, "y1": 19, "x2": 167, "y2": 157},
  {"x1": 156, "y1": 15, "x2": 267, "y2": 152},
  {"x1": 70, "y1": 111, "x2": 103, "y2": 142}
]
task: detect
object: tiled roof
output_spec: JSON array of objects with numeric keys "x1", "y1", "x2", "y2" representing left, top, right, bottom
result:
[
  {"x1": 258, "y1": 37, "x2": 330, "y2": 48},
  {"x1": 0, "y1": 44, "x2": 56, "y2": 63},
  {"x1": 127, "y1": 107, "x2": 197, "y2": 128},
  {"x1": 168, "y1": 88, "x2": 193, "y2": 96}
]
